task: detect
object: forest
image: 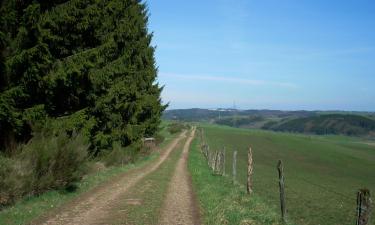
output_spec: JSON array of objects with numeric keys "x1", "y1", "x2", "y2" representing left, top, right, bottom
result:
[{"x1": 0, "y1": 0, "x2": 165, "y2": 207}]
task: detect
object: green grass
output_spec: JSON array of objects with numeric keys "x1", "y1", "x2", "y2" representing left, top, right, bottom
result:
[
  {"x1": 0, "y1": 123, "x2": 178, "y2": 225},
  {"x1": 199, "y1": 124, "x2": 375, "y2": 225},
  {"x1": 110, "y1": 135, "x2": 187, "y2": 225},
  {"x1": 188, "y1": 135, "x2": 288, "y2": 225},
  {"x1": 0, "y1": 155, "x2": 159, "y2": 225}
]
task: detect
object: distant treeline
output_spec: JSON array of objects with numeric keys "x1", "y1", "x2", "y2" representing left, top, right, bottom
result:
[
  {"x1": 164, "y1": 109, "x2": 375, "y2": 137},
  {"x1": 264, "y1": 114, "x2": 375, "y2": 136},
  {"x1": 163, "y1": 108, "x2": 315, "y2": 121},
  {"x1": 215, "y1": 116, "x2": 265, "y2": 127}
]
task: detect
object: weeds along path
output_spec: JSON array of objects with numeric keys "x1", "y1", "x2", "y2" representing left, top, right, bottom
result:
[
  {"x1": 31, "y1": 131, "x2": 187, "y2": 225},
  {"x1": 159, "y1": 127, "x2": 201, "y2": 225}
]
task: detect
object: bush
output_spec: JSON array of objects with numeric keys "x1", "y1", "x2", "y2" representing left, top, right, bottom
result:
[
  {"x1": 167, "y1": 122, "x2": 188, "y2": 134},
  {"x1": 154, "y1": 133, "x2": 165, "y2": 145},
  {"x1": 0, "y1": 156, "x2": 24, "y2": 207},
  {"x1": 104, "y1": 142, "x2": 140, "y2": 167},
  {"x1": 0, "y1": 131, "x2": 88, "y2": 207},
  {"x1": 21, "y1": 132, "x2": 88, "y2": 194}
]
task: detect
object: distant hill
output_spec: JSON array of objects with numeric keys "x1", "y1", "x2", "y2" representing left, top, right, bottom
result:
[
  {"x1": 264, "y1": 114, "x2": 375, "y2": 136},
  {"x1": 163, "y1": 108, "x2": 375, "y2": 136},
  {"x1": 163, "y1": 108, "x2": 315, "y2": 121}
]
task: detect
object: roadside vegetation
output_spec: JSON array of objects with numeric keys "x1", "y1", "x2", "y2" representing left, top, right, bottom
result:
[
  {"x1": 199, "y1": 124, "x2": 375, "y2": 225},
  {"x1": 0, "y1": 0, "x2": 165, "y2": 213},
  {"x1": 167, "y1": 121, "x2": 190, "y2": 134},
  {"x1": 0, "y1": 123, "x2": 177, "y2": 225},
  {"x1": 188, "y1": 136, "x2": 287, "y2": 225}
]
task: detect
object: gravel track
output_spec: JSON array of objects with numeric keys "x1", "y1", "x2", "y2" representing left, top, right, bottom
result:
[
  {"x1": 30, "y1": 131, "x2": 187, "y2": 225},
  {"x1": 159, "y1": 127, "x2": 201, "y2": 225}
]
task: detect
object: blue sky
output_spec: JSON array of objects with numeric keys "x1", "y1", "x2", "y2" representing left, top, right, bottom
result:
[{"x1": 147, "y1": 0, "x2": 375, "y2": 111}]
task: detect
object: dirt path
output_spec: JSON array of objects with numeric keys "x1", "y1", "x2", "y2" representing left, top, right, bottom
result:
[
  {"x1": 159, "y1": 127, "x2": 201, "y2": 225},
  {"x1": 31, "y1": 131, "x2": 187, "y2": 225}
]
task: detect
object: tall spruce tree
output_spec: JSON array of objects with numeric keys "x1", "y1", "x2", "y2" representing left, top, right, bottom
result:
[{"x1": 0, "y1": 0, "x2": 165, "y2": 154}]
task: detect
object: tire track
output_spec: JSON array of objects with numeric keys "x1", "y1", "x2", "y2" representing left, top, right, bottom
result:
[
  {"x1": 159, "y1": 127, "x2": 201, "y2": 225},
  {"x1": 31, "y1": 131, "x2": 187, "y2": 225}
]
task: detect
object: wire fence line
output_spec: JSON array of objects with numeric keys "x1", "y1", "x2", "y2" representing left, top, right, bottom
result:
[{"x1": 197, "y1": 127, "x2": 373, "y2": 225}]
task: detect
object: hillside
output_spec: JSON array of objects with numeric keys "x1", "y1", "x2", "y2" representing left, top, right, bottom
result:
[
  {"x1": 164, "y1": 109, "x2": 375, "y2": 137},
  {"x1": 163, "y1": 108, "x2": 315, "y2": 121},
  {"x1": 265, "y1": 114, "x2": 375, "y2": 136}
]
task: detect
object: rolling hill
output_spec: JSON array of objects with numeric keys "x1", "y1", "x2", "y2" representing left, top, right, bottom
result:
[{"x1": 264, "y1": 114, "x2": 375, "y2": 136}]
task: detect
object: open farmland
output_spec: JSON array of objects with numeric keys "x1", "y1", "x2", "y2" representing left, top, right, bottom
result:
[{"x1": 200, "y1": 124, "x2": 375, "y2": 225}]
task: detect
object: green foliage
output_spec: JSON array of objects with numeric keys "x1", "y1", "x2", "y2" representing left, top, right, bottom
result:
[
  {"x1": 167, "y1": 122, "x2": 188, "y2": 134},
  {"x1": 21, "y1": 132, "x2": 88, "y2": 193},
  {"x1": 215, "y1": 115, "x2": 265, "y2": 127},
  {"x1": 265, "y1": 114, "x2": 375, "y2": 136},
  {"x1": 0, "y1": 0, "x2": 165, "y2": 154},
  {"x1": 103, "y1": 142, "x2": 140, "y2": 166},
  {"x1": 163, "y1": 108, "x2": 316, "y2": 121},
  {"x1": 0, "y1": 155, "x2": 25, "y2": 207},
  {"x1": 154, "y1": 133, "x2": 165, "y2": 145},
  {"x1": 0, "y1": 132, "x2": 88, "y2": 207},
  {"x1": 0, "y1": 147, "x2": 163, "y2": 225}
]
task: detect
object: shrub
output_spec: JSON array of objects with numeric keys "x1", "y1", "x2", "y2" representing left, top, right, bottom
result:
[
  {"x1": 154, "y1": 133, "x2": 165, "y2": 145},
  {"x1": 0, "y1": 155, "x2": 28, "y2": 207},
  {"x1": 0, "y1": 156, "x2": 17, "y2": 206},
  {"x1": 104, "y1": 142, "x2": 140, "y2": 167},
  {"x1": 20, "y1": 132, "x2": 89, "y2": 194},
  {"x1": 0, "y1": 131, "x2": 89, "y2": 207},
  {"x1": 167, "y1": 122, "x2": 187, "y2": 134}
]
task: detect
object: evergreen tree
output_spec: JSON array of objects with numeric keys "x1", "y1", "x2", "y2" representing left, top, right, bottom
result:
[{"x1": 0, "y1": 0, "x2": 165, "y2": 154}]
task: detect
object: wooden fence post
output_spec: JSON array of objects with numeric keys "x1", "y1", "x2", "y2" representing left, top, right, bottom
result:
[
  {"x1": 215, "y1": 151, "x2": 221, "y2": 174},
  {"x1": 222, "y1": 147, "x2": 226, "y2": 176},
  {"x1": 207, "y1": 146, "x2": 211, "y2": 167},
  {"x1": 211, "y1": 150, "x2": 217, "y2": 172},
  {"x1": 203, "y1": 145, "x2": 208, "y2": 160},
  {"x1": 210, "y1": 150, "x2": 214, "y2": 170},
  {"x1": 247, "y1": 147, "x2": 253, "y2": 194},
  {"x1": 356, "y1": 189, "x2": 372, "y2": 225},
  {"x1": 232, "y1": 150, "x2": 237, "y2": 183},
  {"x1": 277, "y1": 160, "x2": 287, "y2": 223}
]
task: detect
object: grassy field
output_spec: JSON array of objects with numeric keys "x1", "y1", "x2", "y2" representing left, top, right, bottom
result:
[
  {"x1": 199, "y1": 124, "x2": 375, "y2": 225},
  {"x1": 188, "y1": 136, "x2": 287, "y2": 225}
]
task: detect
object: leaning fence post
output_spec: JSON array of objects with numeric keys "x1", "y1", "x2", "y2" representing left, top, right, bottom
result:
[
  {"x1": 247, "y1": 147, "x2": 253, "y2": 194},
  {"x1": 232, "y1": 150, "x2": 237, "y2": 183},
  {"x1": 277, "y1": 160, "x2": 287, "y2": 223},
  {"x1": 222, "y1": 147, "x2": 226, "y2": 176},
  {"x1": 356, "y1": 189, "x2": 372, "y2": 225}
]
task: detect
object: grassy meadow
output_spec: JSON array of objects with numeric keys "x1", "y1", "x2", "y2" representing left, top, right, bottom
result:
[
  {"x1": 189, "y1": 136, "x2": 287, "y2": 225},
  {"x1": 199, "y1": 124, "x2": 375, "y2": 225}
]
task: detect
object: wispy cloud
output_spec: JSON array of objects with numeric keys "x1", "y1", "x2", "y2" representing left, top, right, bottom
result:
[{"x1": 159, "y1": 72, "x2": 298, "y2": 89}]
